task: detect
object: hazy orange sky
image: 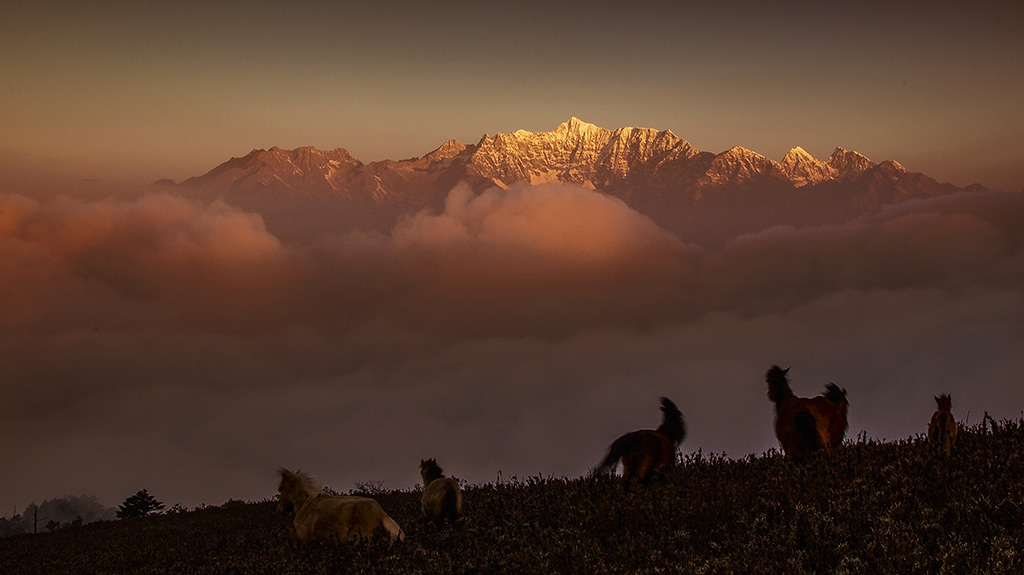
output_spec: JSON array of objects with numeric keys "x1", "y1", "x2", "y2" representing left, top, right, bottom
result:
[{"x1": 2, "y1": 1, "x2": 1022, "y2": 190}]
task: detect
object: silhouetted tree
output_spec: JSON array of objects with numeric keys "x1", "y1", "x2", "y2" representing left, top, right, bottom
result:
[
  {"x1": 116, "y1": 489, "x2": 164, "y2": 518},
  {"x1": 40, "y1": 495, "x2": 114, "y2": 524},
  {"x1": 0, "y1": 513, "x2": 27, "y2": 537}
]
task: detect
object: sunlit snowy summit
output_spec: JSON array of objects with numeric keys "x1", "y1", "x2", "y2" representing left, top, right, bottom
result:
[{"x1": 174, "y1": 118, "x2": 986, "y2": 243}]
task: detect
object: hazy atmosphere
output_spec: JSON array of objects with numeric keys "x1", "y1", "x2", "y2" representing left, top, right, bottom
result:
[
  {"x1": 3, "y1": 1, "x2": 1023, "y2": 190},
  {"x1": 2, "y1": 1, "x2": 1023, "y2": 516}
]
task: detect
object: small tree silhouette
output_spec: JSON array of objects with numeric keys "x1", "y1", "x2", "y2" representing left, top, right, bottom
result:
[{"x1": 116, "y1": 489, "x2": 165, "y2": 518}]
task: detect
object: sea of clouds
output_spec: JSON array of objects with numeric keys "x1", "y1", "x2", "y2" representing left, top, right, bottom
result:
[{"x1": 2, "y1": 182, "x2": 1021, "y2": 511}]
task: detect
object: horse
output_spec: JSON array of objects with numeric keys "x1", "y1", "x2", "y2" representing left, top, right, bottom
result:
[
  {"x1": 765, "y1": 365, "x2": 849, "y2": 461},
  {"x1": 928, "y1": 394, "x2": 958, "y2": 456},
  {"x1": 593, "y1": 397, "x2": 686, "y2": 487},
  {"x1": 419, "y1": 458, "x2": 462, "y2": 522},
  {"x1": 276, "y1": 467, "x2": 404, "y2": 544}
]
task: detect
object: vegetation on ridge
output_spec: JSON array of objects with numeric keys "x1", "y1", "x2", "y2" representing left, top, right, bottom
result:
[{"x1": 2, "y1": 418, "x2": 1022, "y2": 574}]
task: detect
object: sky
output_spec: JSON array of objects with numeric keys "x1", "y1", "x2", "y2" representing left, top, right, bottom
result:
[
  {"x1": 2, "y1": 1, "x2": 1024, "y2": 516},
  {"x1": 2, "y1": 1, "x2": 1023, "y2": 190}
]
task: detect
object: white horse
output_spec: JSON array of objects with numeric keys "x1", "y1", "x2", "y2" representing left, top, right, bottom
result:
[
  {"x1": 419, "y1": 458, "x2": 461, "y2": 522},
  {"x1": 277, "y1": 467, "x2": 404, "y2": 543}
]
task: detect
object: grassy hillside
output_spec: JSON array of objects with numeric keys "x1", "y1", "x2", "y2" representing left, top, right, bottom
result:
[{"x1": 3, "y1": 418, "x2": 1022, "y2": 574}]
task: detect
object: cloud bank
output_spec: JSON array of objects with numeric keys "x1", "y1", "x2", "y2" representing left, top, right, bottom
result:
[{"x1": 2, "y1": 183, "x2": 1022, "y2": 511}]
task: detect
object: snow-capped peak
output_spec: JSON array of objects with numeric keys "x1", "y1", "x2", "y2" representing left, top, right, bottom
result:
[
  {"x1": 425, "y1": 139, "x2": 468, "y2": 162},
  {"x1": 784, "y1": 146, "x2": 813, "y2": 160},
  {"x1": 781, "y1": 146, "x2": 836, "y2": 187},
  {"x1": 828, "y1": 147, "x2": 876, "y2": 180}
]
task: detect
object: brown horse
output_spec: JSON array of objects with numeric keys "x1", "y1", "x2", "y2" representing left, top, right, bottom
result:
[
  {"x1": 593, "y1": 397, "x2": 686, "y2": 487},
  {"x1": 419, "y1": 458, "x2": 462, "y2": 522},
  {"x1": 766, "y1": 365, "x2": 848, "y2": 461},
  {"x1": 928, "y1": 394, "x2": 958, "y2": 455},
  {"x1": 276, "y1": 467, "x2": 404, "y2": 543}
]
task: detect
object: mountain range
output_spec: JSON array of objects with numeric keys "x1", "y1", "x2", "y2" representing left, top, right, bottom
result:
[{"x1": 172, "y1": 118, "x2": 986, "y2": 244}]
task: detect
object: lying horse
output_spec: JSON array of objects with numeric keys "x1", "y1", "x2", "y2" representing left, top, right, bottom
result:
[
  {"x1": 419, "y1": 458, "x2": 462, "y2": 522},
  {"x1": 276, "y1": 467, "x2": 404, "y2": 543},
  {"x1": 928, "y1": 394, "x2": 958, "y2": 456},
  {"x1": 766, "y1": 365, "x2": 848, "y2": 461},
  {"x1": 593, "y1": 397, "x2": 686, "y2": 487}
]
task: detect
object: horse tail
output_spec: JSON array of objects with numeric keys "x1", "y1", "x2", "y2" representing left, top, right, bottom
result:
[
  {"x1": 794, "y1": 410, "x2": 821, "y2": 455},
  {"x1": 593, "y1": 432, "x2": 639, "y2": 477},
  {"x1": 823, "y1": 383, "x2": 847, "y2": 405},
  {"x1": 441, "y1": 482, "x2": 462, "y2": 520},
  {"x1": 821, "y1": 383, "x2": 849, "y2": 448}
]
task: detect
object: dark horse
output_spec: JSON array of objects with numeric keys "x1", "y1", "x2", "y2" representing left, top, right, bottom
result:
[
  {"x1": 928, "y1": 394, "x2": 958, "y2": 456},
  {"x1": 419, "y1": 458, "x2": 461, "y2": 522},
  {"x1": 593, "y1": 397, "x2": 686, "y2": 487},
  {"x1": 766, "y1": 365, "x2": 849, "y2": 461}
]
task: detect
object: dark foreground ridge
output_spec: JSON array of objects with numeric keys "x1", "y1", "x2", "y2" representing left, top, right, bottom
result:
[{"x1": 3, "y1": 419, "x2": 1022, "y2": 574}]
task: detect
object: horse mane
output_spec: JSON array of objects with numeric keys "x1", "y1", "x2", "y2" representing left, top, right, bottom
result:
[
  {"x1": 278, "y1": 467, "x2": 323, "y2": 506},
  {"x1": 656, "y1": 397, "x2": 687, "y2": 446},
  {"x1": 419, "y1": 458, "x2": 445, "y2": 484}
]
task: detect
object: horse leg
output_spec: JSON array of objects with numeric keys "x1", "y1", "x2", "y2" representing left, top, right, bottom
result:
[
  {"x1": 794, "y1": 410, "x2": 820, "y2": 457},
  {"x1": 634, "y1": 452, "x2": 656, "y2": 487}
]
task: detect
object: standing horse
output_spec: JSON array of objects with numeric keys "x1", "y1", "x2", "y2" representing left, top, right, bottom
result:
[
  {"x1": 766, "y1": 365, "x2": 848, "y2": 461},
  {"x1": 928, "y1": 394, "x2": 958, "y2": 456},
  {"x1": 276, "y1": 467, "x2": 404, "y2": 543},
  {"x1": 419, "y1": 458, "x2": 462, "y2": 522},
  {"x1": 593, "y1": 397, "x2": 686, "y2": 487}
]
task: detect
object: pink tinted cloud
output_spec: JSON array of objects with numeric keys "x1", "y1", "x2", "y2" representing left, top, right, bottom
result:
[
  {"x1": 0, "y1": 185, "x2": 1021, "y2": 511},
  {"x1": 1, "y1": 193, "x2": 297, "y2": 333}
]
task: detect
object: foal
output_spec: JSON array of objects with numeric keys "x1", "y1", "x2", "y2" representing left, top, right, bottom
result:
[{"x1": 928, "y1": 394, "x2": 958, "y2": 456}]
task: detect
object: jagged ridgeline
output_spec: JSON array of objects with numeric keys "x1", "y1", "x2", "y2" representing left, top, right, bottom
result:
[
  {"x1": 4, "y1": 419, "x2": 1022, "y2": 574},
  {"x1": 169, "y1": 118, "x2": 986, "y2": 244}
]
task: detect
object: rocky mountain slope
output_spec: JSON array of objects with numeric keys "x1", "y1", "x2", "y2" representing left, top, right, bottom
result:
[{"x1": 175, "y1": 118, "x2": 986, "y2": 243}]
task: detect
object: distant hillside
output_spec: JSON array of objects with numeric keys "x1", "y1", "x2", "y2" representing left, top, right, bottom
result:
[
  {"x1": 172, "y1": 118, "x2": 987, "y2": 245},
  {"x1": 3, "y1": 419, "x2": 1022, "y2": 574}
]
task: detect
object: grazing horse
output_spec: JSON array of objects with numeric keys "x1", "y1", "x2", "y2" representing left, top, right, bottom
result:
[
  {"x1": 419, "y1": 458, "x2": 462, "y2": 522},
  {"x1": 276, "y1": 467, "x2": 404, "y2": 543},
  {"x1": 928, "y1": 394, "x2": 958, "y2": 456},
  {"x1": 766, "y1": 365, "x2": 848, "y2": 461},
  {"x1": 593, "y1": 397, "x2": 686, "y2": 487}
]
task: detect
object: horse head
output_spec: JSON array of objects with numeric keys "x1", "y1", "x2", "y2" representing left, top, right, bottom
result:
[
  {"x1": 277, "y1": 467, "x2": 320, "y2": 516},
  {"x1": 656, "y1": 397, "x2": 687, "y2": 446},
  {"x1": 765, "y1": 365, "x2": 793, "y2": 404},
  {"x1": 420, "y1": 458, "x2": 445, "y2": 485}
]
